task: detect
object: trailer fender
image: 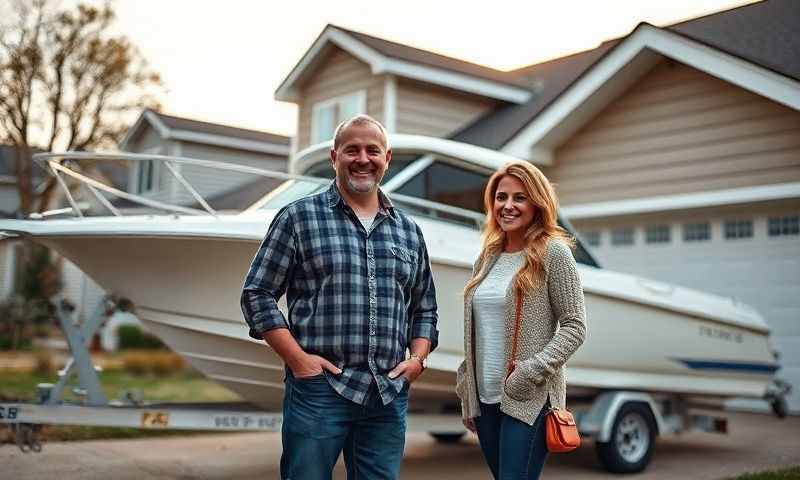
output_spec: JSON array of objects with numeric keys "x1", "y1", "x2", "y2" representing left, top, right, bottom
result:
[{"x1": 579, "y1": 391, "x2": 664, "y2": 442}]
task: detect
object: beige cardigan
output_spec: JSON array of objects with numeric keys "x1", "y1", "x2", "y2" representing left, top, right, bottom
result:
[{"x1": 456, "y1": 240, "x2": 586, "y2": 425}]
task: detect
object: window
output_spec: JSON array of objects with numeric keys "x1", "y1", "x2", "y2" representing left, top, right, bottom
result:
[
  {"x1": 311, "y1": 91, "x2": 366, "y2": 144},
  {"x1": 724, "y1": 219, "x2": 753, "y2": 240},
  {"x1": 645, "y1": 224, "x2": 671, "y2": 244},
  {"x1": 768, "y1": 215, "x2": 799, "y2": 237},
  {"x1": 136, "y1": 160, "x2": 156, "y2": 193},
  {"x1": 582, "y1": 231, "x2": 601, "y2": 248},
  {"x1": 683, "y1": 222, "x2": 710, "y2": 242},
  {"x1": 611, "y1": 228, "x2": 634, "y2": 246},
  {"x1": 395, "y1": 161, "x2": 489, "y2": 213}
]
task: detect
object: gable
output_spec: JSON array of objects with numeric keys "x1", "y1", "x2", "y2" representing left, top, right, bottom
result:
[{"x1": 548, "y1": 60, "x2": 800, "y2": 207}]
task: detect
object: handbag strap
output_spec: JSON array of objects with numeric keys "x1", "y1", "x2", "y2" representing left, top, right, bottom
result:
[{"x1": 507, "y1": 290, "x2": 523, "y2": 376}]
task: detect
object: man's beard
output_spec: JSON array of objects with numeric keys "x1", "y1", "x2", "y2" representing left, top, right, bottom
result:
[{"x1": 345, "y1": 172, "x2": 381, "y2": 194}]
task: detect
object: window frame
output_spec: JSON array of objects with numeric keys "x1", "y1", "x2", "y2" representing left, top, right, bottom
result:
[
  {"x1": 310, "y1": 90, "x2": 367, "y2": 144},
  {"x1": 645, "y1": 224, "x2": 671, "y2": 244},
  {"x1": 724, "y1": 219, "x2": 753, "y2": 240},
  {"x1": 611, "y1": 227, "x2": 635, "y2": 246},
  {"x1": 683, "y1": 222, "x2": 711, "y2": 242},
  {"x1": 768, "y1": 215, "x2": 800, "y2": 237}
]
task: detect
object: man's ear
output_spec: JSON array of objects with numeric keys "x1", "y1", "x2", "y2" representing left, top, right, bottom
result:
[
  {"x1": 330, "y1": 148, "x2": 337, "y2": 168},
  {"x1": 385, "y1": 148, "x2": 392, "y2": 166}
]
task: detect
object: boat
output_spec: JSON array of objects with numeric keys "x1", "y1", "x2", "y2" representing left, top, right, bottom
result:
[{"x1": 0, "y1": 135, "x2": 782, "y2": 413}]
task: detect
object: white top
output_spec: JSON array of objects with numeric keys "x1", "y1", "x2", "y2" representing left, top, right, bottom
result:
[
  {"x1": 472, "y1": 250, "x2": 525, "y2": 404},
  {"x1": 358, "y1": 215, "x2": 375, "y2": 232}
]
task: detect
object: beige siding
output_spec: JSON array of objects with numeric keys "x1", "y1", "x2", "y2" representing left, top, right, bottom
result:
[
  {"x1": 550, "y1": 61, "x2": 800, "y2": 205},
  {"x1": 395, "y1": 79, "x2": 496, "y2": 137},
  {"x1": 171, "y1": 142, "x2": 287, "y2": 204},
  {"x1": 0, "y1": 241, "x2": 14, "y2": 298},
  {"x1": 296, "y1": 47, "x2": 384, "y2": 150}
]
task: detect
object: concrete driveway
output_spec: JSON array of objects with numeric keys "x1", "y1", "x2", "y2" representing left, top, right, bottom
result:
[{"x1": 2, "y1": 410, "x2": 799, "y2": 479}]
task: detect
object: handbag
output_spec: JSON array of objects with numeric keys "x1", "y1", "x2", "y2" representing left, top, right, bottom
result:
[{"x1": 507, "y1": 291, "x2": 580, "y2": 453}]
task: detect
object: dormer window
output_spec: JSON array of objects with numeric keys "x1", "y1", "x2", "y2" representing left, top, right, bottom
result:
[{"x1": 311, "y1": 91, "x2": 366, "y2": 144}]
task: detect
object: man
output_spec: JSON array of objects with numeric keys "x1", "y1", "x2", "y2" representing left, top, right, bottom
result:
[{"x1": 241, "y1": 114, "x2": 438, "y2": 480}]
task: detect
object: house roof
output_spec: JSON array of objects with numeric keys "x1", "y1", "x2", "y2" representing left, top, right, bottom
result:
[
  {"x1": 453, "y1": 0, "x2": 800, "y2": 154},
  {"x1": 336, "y1": 26, "x2": 530, "y2": 89},
  {"x1": 670, "y1": 0, "x2": 800, "y2": 82},
  {"x1": 275, "y1": 25, "x2": 534, "y2": 104},
  {"x1": 153, "y1": 111, "x2": 291, "y2": 146},
  {"x1": 120, "y1": 109, "x2": 292, "y2": 156}
]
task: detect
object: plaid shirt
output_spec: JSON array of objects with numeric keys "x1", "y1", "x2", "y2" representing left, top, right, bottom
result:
[{"x1": 241, "y1": 182, "x2": 439, "y2": 405}]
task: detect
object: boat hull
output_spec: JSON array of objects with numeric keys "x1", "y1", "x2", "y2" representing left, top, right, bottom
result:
[{"x1": 30, "y1": 228, "x2": 777, "y2": 410}]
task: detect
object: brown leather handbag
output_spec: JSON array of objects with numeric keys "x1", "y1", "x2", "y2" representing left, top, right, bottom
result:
[{"x1": 507, "y1": 291, "x2": 581, "y2": 453}]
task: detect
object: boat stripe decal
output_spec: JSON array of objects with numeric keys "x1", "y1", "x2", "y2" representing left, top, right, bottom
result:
[{"x1": 672, "y1": 358, "x2": 779, "y2": 374}]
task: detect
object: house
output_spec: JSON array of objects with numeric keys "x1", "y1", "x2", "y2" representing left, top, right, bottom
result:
[
  {"x1": 114, "y1": 109, "x2": 291, "y2": 211},
  {"x1": 275, "y1": 0, "x2": 800, "y2": 411}
]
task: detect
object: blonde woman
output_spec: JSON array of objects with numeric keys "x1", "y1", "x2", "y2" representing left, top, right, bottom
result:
[{"x1": 456, "y1": 161, "x2": 586, "y2": 479}]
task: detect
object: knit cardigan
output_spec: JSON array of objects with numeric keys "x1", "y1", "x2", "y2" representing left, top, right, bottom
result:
[{"x1": 456, "y1": 239, "x2": 587, "y2": 425}]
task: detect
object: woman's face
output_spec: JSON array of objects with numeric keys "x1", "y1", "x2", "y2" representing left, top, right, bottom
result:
[{"x1": 494, "y1": 175, "x2": 536, "y2": 238}]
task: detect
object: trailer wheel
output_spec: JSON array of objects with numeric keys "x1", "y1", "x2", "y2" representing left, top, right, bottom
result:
[
  {"x1": 595, "y1": 403, "x2": 656, "y2": 473},
  {"x1": 430, "y1": 432, "x2": 466, "y2": 444}
]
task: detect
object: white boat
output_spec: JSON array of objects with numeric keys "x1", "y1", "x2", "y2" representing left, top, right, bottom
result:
[{"x1": 0, "y1": 135, "x2": 783, "y2": 413}]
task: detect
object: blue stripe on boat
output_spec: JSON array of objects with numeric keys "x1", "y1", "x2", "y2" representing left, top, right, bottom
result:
[{"x1": 672, "y1": 358, "x2": 779, "y2": 374}]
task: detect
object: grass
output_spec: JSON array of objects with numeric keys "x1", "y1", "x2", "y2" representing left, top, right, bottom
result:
[
  {"x1": 725, "y1": 467, "x2": 800, "y2": 479},
  {"x1": 0, "y1": 365, "x2": 243, "y2": 441}
]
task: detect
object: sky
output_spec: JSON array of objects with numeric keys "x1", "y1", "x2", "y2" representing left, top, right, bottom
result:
[{"x1": 105, "y1": 0, "x2": 758, "y2": 137}]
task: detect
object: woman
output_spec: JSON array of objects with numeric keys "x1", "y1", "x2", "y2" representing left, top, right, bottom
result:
[{"x1": 455, "y1": 161, "x2": 586, "y2": 479}]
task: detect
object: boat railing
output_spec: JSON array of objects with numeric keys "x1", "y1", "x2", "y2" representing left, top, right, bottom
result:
[{"x1": 32, "y1": 151, "x2": 485, "y2": 228}]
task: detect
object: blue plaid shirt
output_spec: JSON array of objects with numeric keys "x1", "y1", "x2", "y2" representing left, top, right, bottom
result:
[{"x1": 241, "y1": 182, "x2": 439, "y2": 405}]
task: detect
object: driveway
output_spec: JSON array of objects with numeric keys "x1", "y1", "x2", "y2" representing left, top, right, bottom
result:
[{"x1": 2, "y1": 410, "x2": 799, "y2": 479}]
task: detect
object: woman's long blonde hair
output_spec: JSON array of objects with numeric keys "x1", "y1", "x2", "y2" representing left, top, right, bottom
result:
[{"x1": 464, "y1": 161, "x2": 573, "y2": 297}]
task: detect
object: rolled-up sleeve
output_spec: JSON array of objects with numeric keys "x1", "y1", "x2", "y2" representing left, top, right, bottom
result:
[
  {"x1": 409, "y1": 226, "x2": 439, "y2": 351},
  {"x1": 241, "y1": 207, "x2": 296, "y2": 340}
]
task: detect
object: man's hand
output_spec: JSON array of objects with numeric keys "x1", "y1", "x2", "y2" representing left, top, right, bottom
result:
[
  {"x1": 289, "y1": 352, "x2": 342, "y2": 379},
  {"x1": 388, "y1": 358, "x2": 424, "y2": 384},
  {"x1": 462, "y1": 417, "x2": 476, "y2": 433}
]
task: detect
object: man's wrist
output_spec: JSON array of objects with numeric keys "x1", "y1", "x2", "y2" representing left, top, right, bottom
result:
[{"x1": 409, "y1": 353, "x2": 427, "y2": 370}]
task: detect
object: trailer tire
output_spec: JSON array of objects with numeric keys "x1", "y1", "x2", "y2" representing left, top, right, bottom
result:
[
  {"x1": 595, "y1": 402, "x2": 656, "y2": 473},
  {"x1": 430, "y1": 432, "x2": 466, "y2": 444}
]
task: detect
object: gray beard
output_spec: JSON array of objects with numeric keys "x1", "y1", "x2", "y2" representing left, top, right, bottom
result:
[{"x1": 345, "y1": 175, "x2": 378, "y2": 194}]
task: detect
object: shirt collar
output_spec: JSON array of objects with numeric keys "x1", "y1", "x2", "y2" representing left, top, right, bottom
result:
[{"x1": 326, "y1": 181, "x2": 395, "y2": 217}]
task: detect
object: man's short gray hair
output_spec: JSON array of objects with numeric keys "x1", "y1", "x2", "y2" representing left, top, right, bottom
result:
[{"x1": 333, "y1": 114, "x2": 389, "y2": 150}]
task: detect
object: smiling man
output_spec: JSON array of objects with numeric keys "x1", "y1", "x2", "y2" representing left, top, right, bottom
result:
[{"x1": 241, "y1": 115, "x2": 439, "y2": 480}]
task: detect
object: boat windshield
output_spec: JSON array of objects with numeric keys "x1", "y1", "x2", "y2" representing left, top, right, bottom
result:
[{"x1": 256, "y1": 179, "x2": 329, "y2": 211}]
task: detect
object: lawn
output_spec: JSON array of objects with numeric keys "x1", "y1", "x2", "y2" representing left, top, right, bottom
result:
[{"x1": 0, "y1": 366, "x2": 243, "y2": 441}]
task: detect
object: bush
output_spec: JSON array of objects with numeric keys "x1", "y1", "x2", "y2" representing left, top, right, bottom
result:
[
  {"x1": 32, "y1": 350, "x2": 55, "y2": 375},
  {"x1": 121, "y1": 350, "x2": 185, "y2": 376},
  {"x1": 117, "y1": 325, "x2": 164, "y2": 350}
]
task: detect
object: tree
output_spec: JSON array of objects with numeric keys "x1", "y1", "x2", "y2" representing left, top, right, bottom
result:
[{"x1": 0, "y1": 0, "x2": 162, "y2": 215}]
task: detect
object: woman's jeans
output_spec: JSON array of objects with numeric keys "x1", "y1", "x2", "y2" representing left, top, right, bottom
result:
[
  {"x1": 474, "y1": 400, "x2": 550, "y2": 480},
  {"x1": 280, "y1": 371, "x2": 409, "y2": 480}
]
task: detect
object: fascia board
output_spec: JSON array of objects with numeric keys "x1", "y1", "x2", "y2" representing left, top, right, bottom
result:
[{"x1": 561, "y1": 182, "x2": 800, "y2": 220}]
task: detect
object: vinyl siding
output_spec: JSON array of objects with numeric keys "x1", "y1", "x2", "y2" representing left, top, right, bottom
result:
[
  {"x1": 395, "y1": 79, "x2": 496, "y2": 138},
  {"x1": 549, "y1": 61, "x2": 800, "y2": 205},
  {"x1": 169, "y1": 142, "x2": 287, "y2": 205},
  {"x1": 296, "y1": 47, "x2": 384, "y2": 150}
]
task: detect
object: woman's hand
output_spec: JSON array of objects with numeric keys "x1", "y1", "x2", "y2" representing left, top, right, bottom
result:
[{"x1": 463, "y1": 417, "x2": 476, "y2": 433}]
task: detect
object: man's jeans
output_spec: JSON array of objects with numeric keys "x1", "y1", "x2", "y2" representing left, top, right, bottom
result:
[
  {"x1": 474, "y1": 400, "x2": 550, "y2": 480},
  {"x1": 281, "y1": 371, "x2": 409, "y2": 480}
]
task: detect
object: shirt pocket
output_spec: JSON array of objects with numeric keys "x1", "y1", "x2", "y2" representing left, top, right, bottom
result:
[{"x1": 389, "y1": 245, "x2": 417, "y2": 287}]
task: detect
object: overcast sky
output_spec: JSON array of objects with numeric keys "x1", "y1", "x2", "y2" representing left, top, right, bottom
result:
[{"x1": 107, "y1": 0, "x2": 757, "y2": 137}]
